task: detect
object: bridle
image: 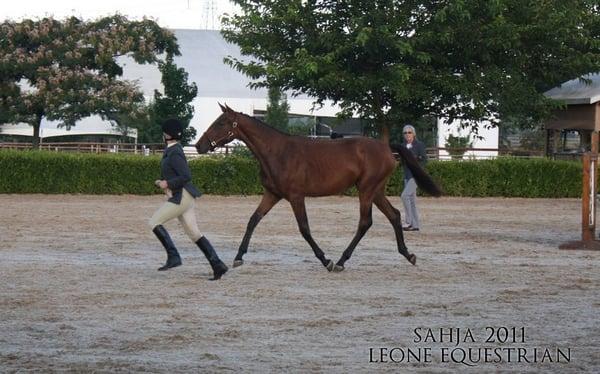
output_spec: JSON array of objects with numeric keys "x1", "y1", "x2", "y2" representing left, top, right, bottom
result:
[{"x1": 209, "y1": 121, "x2": 238, "y2": 149}]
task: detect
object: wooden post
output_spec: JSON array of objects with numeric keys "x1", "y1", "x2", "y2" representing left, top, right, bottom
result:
[
  {"x1": 581, "y1": 153, "x2": 596, "y2": 241},
  {"x1": 592, "y1": 130, "x2": 599, "y2": 153},
  {"x1": 560, "y1": 149, "x2": 600, "y2": 250}
]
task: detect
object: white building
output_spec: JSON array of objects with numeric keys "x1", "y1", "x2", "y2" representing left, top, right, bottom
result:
[{"x1": 0, "y1": 29, "x2": 341, "y2": 143}]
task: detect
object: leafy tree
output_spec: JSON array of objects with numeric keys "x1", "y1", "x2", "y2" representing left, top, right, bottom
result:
[
  {"x1": 104, "y1": 106, "x2": 152, "y2": 143},
  {"x1": 445, "y1": 134, "x2": 473, "y2": 160},
  {"x1": 264, "y1": 85, "x2": 290, "y2": 132},
  {"x1": 133, "y1": 104, "x2": 162, "y2": 144},
  {"x1": 222, "y1": 0, "x2": 600, "y2": 137},
  {"x1": 141, "y1": 55, "x2": 198, "y2": 145},
  {"x1": 0, "y1": 15, "x2": 179, "y2": 148}
]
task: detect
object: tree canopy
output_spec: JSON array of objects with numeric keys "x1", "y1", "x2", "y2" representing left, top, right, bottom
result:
[
  {"x1": 140, "y1": 55, "x2": 198, "y2": 145},
  {"x1": 222, "y1": 0, "x2": 600, "y2": 136},
  {"x1": 0, "y1": 15, "x2": 179, "y2": 147}
]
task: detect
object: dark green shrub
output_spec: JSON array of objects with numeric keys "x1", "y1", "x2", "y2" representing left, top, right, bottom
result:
[
  {"x1": 0, "y1": 150, "x2": 583, "y2": 197},
  {"x1": 425, "y1": 158, "x2": 581, "y2": 198}
]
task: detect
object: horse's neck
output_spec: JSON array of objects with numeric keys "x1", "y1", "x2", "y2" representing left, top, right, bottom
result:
[
  {"x1": 238, "y1": 119, "x2": 286, "y2": 155},
  {"x1": 237, "y1": 119, "x2": 287, "y2": 179}
]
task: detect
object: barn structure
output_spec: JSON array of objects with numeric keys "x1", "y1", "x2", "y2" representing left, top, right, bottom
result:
[{"x1": 544, "y1": 73, "x2": 600, "y2": 156}]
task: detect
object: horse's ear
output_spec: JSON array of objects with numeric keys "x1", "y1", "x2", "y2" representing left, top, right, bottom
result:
[
  {"x1": 218, "y1": 102, "x2": 226, "y2": 113},
  {"x1": 224, "y1": 103, "x2": 233, "y2": 113}
]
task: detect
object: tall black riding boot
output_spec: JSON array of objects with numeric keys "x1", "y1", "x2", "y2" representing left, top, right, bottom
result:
[
  {"x1": 153, "y1": 225, "x2": 182, "y2": 271},
  {"x1": 196, "y1": 236, "x2": 228, "y2": 280}
]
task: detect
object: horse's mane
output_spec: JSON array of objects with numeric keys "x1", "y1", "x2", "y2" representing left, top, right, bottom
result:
[
  {"x1": 240, "y1": 112, "x2": 293, "y2": 137},
  {"x1": 240, "y1": 112, "x2": 356, "y2": 145}
]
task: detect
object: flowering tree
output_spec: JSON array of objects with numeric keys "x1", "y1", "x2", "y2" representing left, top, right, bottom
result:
[{"x1": 0, "y1": 15, "x2": 179, "y2": 148}]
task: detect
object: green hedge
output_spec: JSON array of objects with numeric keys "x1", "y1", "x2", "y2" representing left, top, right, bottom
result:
[
  {"x1": 0, "y1": 150, "x2": 261, "y2": 195},
  {"x1": 423, "y1": 158, "x2": 581, "y2": 198},
  {"x1": 0, "y1": 150, "x2": 583, "y2": 197}
]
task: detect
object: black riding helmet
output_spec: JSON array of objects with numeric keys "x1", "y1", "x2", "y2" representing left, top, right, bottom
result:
[{"x1": 161, "y1": 118, "x2": 183, "y2": 140}]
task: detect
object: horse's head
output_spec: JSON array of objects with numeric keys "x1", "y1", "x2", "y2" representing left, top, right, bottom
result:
[{"x1": 195, "y1": 103, "x2": 241, "y2": 154}]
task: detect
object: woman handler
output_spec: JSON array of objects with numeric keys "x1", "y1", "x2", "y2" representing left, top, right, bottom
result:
[{"x1": 149, "y1": 118, "x2": 228, "y2": 280}]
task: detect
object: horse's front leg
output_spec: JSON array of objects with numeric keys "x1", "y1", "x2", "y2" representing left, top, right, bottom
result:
[
  {"x1": 289, "y1": 197, "x2": 333, "y2": 271},
  {"x1": 333, "y1": 193, "x2": 374, "y2": 272},
  {"x1": 234, "y1": 190, "x2": 280, "y2": 267}
]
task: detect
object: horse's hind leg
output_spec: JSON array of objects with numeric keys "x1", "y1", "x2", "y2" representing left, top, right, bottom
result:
[
  {"x1": 289, "y1": 197, "x2": 333, "y2": 271},
  {"x1": 373, "y1": 193, "x2": 416, "y2": 265},
  {"x1": 234, "y1": 190, "x2": 281, "y2": 267},
  {"x1": 333, "y1": 191, "x2": 374, "y2": 272}
]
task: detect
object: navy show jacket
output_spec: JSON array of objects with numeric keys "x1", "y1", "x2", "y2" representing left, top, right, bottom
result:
[{"x1": 160, "y1": 143, "x2": 202, "y2": 204}]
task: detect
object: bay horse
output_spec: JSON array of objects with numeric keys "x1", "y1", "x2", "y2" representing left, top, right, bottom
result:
[{"x1": 195, "y1": 104, "x2": 442, "y2": 272}]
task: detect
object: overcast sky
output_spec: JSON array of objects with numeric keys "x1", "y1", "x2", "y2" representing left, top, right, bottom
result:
[{"x1": 0, "y1": 0, "x2": 239, "y2": 29}]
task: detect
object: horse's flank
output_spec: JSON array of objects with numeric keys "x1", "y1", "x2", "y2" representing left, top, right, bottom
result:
[{"x1": 232, "y1": 114, "x2": 397, "y2": 198}]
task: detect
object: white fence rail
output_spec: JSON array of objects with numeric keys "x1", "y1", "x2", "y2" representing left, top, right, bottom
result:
[{"x1": 0, "y1": 142, "x2": 550, "y2": 160}]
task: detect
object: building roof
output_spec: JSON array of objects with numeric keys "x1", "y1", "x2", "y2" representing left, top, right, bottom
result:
[
  {"x1": 0, "y1": 117, "x2": 137, "y2": 139},
  {"x1": 544, "y1": 73, "x2": 600, "y2": 105},
  {"x1": 121, "y1": 29, "x2": 308, "y2": 99}
]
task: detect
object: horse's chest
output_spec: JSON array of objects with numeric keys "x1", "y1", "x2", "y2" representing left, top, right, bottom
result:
[{"x1": 259, "y1": 170, "x2": 281, "y2": 194}]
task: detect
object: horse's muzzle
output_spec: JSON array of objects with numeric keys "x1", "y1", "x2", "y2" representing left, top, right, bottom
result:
[{"x1": 195, "y1": 140, "x2": 210, "y2": 154}]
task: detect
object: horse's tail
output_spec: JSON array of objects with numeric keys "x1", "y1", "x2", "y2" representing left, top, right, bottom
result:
[{"x1": 389, "y1": 143, "x2": 443, "y2": 197}]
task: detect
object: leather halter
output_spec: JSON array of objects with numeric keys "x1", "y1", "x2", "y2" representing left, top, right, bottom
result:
[{"x1": 209, "y1": 121, "x2": 238, "y2": 149}]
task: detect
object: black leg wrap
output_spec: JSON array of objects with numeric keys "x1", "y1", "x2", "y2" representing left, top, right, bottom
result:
[
  {"x1": 196, "y1": 236, "x2": 228, "y2": 280},
  {"x1": 152, "y1": 225, "x2": 182, "y2": 271}
]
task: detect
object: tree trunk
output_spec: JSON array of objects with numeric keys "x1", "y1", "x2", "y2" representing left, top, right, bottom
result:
[
  {"x1": 381, "y1": 124, "x2": 390, "y2": 143},
  {"x1": 372, "y1": 97, "x2": 390, "y2": 143},
  {"x1": 378, "y1": 115, "x2": 391, "y2": 144},
  {"x1": 31, "y1": 113, "x2": 42, "y2": 150}
]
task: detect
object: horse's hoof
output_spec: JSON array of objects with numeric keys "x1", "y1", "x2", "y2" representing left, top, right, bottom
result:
[
  {"x1": 408, "y1": 254, "x2": 417, "y2": 265},
  {"x1": 333, "y1": 264, "x2": 345, "y2": 272},
  {"x1": 326, "y1": 260, "x2": 334, "y2": 272},
  {"x1": 233, "y1": 259, "x2": 244, "y2": 268}
]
